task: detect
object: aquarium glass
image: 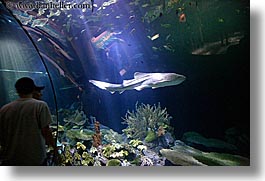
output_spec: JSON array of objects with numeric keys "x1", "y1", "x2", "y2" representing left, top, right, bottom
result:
[{"x1": 0, "y1": 0, "x2": 250, "y2": 166}]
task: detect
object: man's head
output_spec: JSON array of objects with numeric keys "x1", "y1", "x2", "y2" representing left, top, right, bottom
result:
[
  {"x1": 15, "y1": 77, "x2": 44, "y2": 95},
  {"x1": 33, "y1": 87, "x2": 43, "y2": 100}
]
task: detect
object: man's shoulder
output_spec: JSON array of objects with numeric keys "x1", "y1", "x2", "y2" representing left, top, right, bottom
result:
[
  {"x1": 0, "y1": 100, "x2": 17, "y2": 110},
  {"x1": 32, "y1": 99, "x2": 48, "y2": 106}
]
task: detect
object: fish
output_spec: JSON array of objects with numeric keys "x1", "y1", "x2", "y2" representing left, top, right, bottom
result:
[
  {"x1": 130, "y1": 53, "x2": 144, "y2": 60},
  {"x1": 163, "y1": 44, "x2": 175, "y2": 52},
  {"x1": 149, "y1": 33, "x2": 160, "y2": 41},
  {"x1": 102, "y1": 0, "x2": 118, "y2": 7},
  {"x1": 89, "y1": 72, "x2": 186, "y2": 94},
  {"x1": 83, "y1": 15, "x2": 102, "y2": 23},
  {"x1": 161, "y1": 24, "x2": 171, "y2": 28},
  {"x1": 31, "y1": 18, "x2": 49, "y2": 28},
  {"x1": 142, "y1": 3, "x2": 150, "y2": 8},
  {"x1": 129, "y1": 15, "x2": 135, "y2": 19},
  {"x1": 165, "y1": 34, "x2": 171, "y2": 41},
  {"x1": 191, "y1": 34, "x2": 244, "y2": 55},
  {"x1": 152, "y1": 46, "x2": 160, "y2": 51},
  {"x1": 179, "y1": 13, "x2": 186, "y2": 23},
  {"x1": 129, "y1": 28, "x2": 136, "y2": 34},
  {"x1": 119, "y1": 69, "x2": 127, "y2": 76}
]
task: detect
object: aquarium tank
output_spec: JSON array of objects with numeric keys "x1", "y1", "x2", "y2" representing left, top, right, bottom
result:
[{"x1": 0, "y1": 0, "x2": 250, "y2": 166}]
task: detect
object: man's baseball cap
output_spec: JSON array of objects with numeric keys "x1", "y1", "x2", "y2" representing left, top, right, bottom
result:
[{"x1": 15, "y1": 77, "x2": 44, "y2": 94}]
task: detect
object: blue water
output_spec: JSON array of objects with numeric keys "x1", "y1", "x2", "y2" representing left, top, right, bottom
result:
[{"x1": 0, "y1": 0, "x2": 250, "y2": 157}]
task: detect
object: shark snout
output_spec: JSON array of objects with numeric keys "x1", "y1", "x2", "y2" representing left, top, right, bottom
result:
[
  {"x1": 174, "y1": 74, "x2": 186, "y2": 85},
  {"x1": 179, "y1": 75, "x2": 186, "y2": 81}
]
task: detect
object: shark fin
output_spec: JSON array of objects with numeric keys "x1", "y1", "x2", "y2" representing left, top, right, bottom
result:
[
  {"x1": 134, "y1": 72, "x2": 150, "y2": 78},
  {"x1": 122, "y1": 79, "x2": 132, "y2": 86},
  {"x1": 135, "y1": 85, "x2": 147, "y2": 91}
]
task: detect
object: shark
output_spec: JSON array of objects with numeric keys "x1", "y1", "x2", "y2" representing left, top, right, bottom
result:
[{"x1": 89, "y1": 72, "x2": 186, "y2": 94}]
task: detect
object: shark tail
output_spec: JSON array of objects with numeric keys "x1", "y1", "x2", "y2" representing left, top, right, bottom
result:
[{"x1": 89, "y1": 80, "x2": 122, "y2": 94}]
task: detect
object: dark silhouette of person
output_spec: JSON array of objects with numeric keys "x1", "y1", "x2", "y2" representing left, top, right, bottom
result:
[{"x1": 0, "y1": 77, "x2": 57, "y2": 165}]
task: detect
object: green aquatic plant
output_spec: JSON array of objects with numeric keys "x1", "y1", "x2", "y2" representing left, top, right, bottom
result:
[
  {"x1": 144, "y1": 130, "x2": 156, "y2": 143},
  {"x1": 103, "y1": 129, "x2": 124, "y2": 144},
  {"x1": 129, "y1": 139, "x2": 143, "y2": 147},
  {"x1": 110, "y1": 150, "x2": 129, "y2": 159},
  {"x1": 106, "y1": 159, "x2": 121, "y2": 166},
  {"x1": 102, "y1": 144, "x2": 116, "y2": 158},
  {"x1": 122, "y1": 102, "x2": 172, "y2": 141},
  {"x1": 137, "y1": 145, "x2": 147, "y2": 151},
  {"x1": 81, "y1": 152, "x2": 94, "y2": 166},
  {"x1": 65, "y1": 129, "x2": 94, "y2": 141},
  {"x1": 76, "y1": 142, "x2": 86, "y2": 150},
  {"x1": 131, "y1": 156, "x2": 141, "y2": 166},
  {"x1": 59, "y1": 145, "x2": 74, "y2": 165}
]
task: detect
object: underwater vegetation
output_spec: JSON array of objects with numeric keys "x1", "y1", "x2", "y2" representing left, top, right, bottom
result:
[
  {"x1": 122, "y1": 102, "x2": 173, "y2": 142},
  {"x1": 53, "y1": 102, "x2": 249, "y2": 166}
]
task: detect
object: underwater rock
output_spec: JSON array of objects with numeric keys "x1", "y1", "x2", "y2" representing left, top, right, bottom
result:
[
  {"x1": 157, "y1": 135, "x2": 169, "y2": 148},
  {"x1": 160, "y1": 141, "x2": 250, "y2": 166},
  {"x1": 193, "y1": 152, "x2": 250, "y2": 166},
  {"x1": 160, "y1": 149, "x2": 206, "y2": 166},
  {"x1": 140, "y1": 156, "x2": 154, "y2": 166},
  {"x1": 225, "y1": 127, "x2": 250, "y2": 154},
  {"x1": 142, "y1": 149, "x2": 165, "y2": 166},
  {"x1": 182, "y1": 131, "x2": 238, "y2": 152}
]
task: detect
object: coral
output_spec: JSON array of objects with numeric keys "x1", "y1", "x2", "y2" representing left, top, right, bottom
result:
[
  {"x1": 63, "y1": 110, "x2": 88, "y2": 126},
  {"x1": 58, "y1": 142, "x2": 96, "y2": 166},
  {"x1": 81, "y1": 152, "x2": 94, "y2": 166},
  {"x1": 122, "y1": 102, "x2": 172, "y2": 141},
  {"x1": 131, "y1": 156, "x2": 141, "y2": 166},
  {"x1": 144, "y1": 130, "x2": 156, "y2": 142},
  {"x1": 137, "y1": 145, "x2": 147, "y2": 151},
  {"x1": 157, "y1": 126, "x2": 165, "y2": 137},
  {"x1": 60, "y1": 145, "x2": 74, "y2": 165},
  {"x1": 92, "y1": 121, "x2": 102, "y2": 147},
  {"x1": 102, "y1": 144, "x2": 116, "y2": 158},
  {"x1": 65, "y1": 129, "x2": 93, "y2": 141},
  {"x1": 106, "y1": 159, "x2": 121, "y2": 166},
  {"x1": 110, "y1": 150, "x2": 129, "y2": 158},
  {"x1": 129, "y1": 139, "x2": 143, "y2": 147},
  {"x1": 76, "y1": 142, "x2": 86, "y2": 150},
  {"x1": 103, "y1": 129, "x2": 124, "y2": 144},
  {"x1": 141, "y1": 156, "x2": 153, "y2": 166}
]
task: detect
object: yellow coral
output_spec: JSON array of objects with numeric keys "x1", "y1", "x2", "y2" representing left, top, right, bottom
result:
[{"x1": 76, "y1": 142, "x2": 86, "y2": 150}]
